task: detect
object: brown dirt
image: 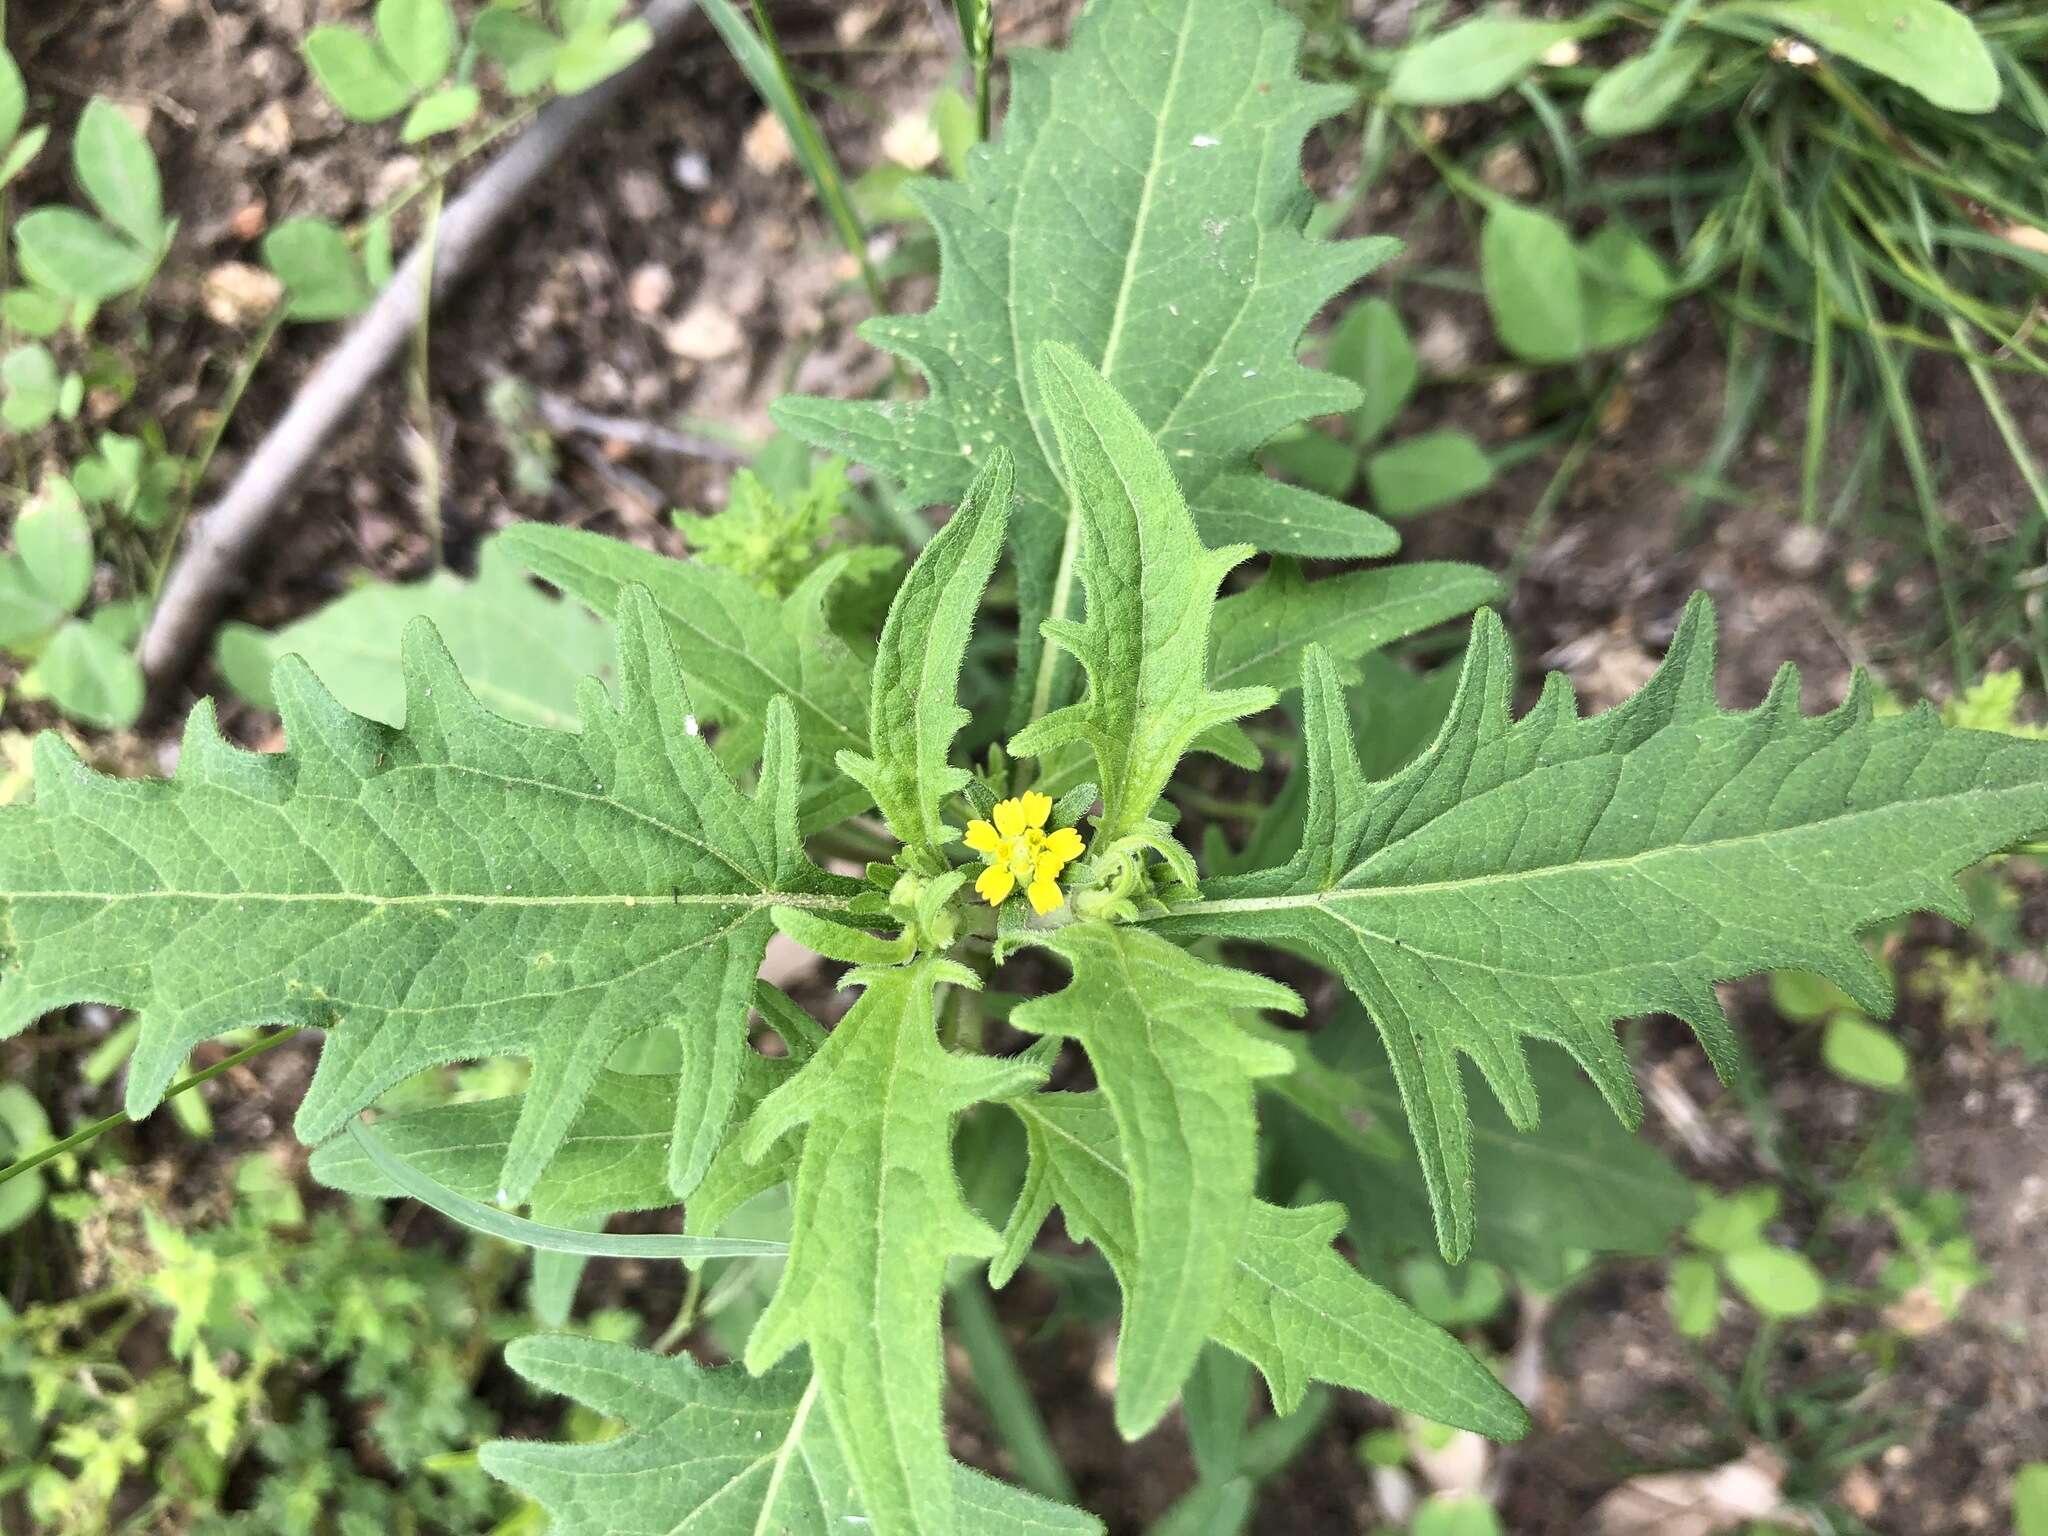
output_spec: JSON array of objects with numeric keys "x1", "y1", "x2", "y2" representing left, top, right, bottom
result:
[{"x1": 5, "y1": 2, "x2": 2047, "y2": 1533}]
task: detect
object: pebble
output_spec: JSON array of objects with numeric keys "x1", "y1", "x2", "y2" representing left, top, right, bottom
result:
[
  {"x1": 617, "y1": 168, "x2": 667, "y2": 222},
  {"x1": 201, "y1": 262, "x2": 284, "y2": 326},
  {"x1": 1777, "y1": 524, "x2": 1829, "y2": 576},
  {"x1": 663, "y1": 301, "x2": 743, "y2": 361},
  {"x1": 242, "y1": 102, "x2": 293, "y2": 159},
  {"x1": 671, "y1": 149, "x2": 712, "y2": 193},
  {"x1": 1480, "y1": 142, "x2": 1538, "y2": 198},
  {"x1": 881, "y1": 111, "x2": 941, "y2": 170},
  {"x1": 742, "y1": 110, "x2": 794, "y2": 175},
  {"x1": 626, "y1": 262, "x2": 675, "y2": 316},
  {"x1": 229, "y1": 199, "x2": 268, "y2": 242}
]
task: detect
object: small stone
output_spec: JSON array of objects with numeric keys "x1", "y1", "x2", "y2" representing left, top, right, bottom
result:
[
  {"x1": 742, "y1": 110, "x2": 794, "y2": 175},
  {"x1": 1480, "y1": 143, "x2": 1539, "y2": 198},
  {"x1": 702, "y1": 195, "x2": 737, "y2": 230},
  {"x1": 229, "y1": 200, "x2": 268, "y2": 242},
  {"x1": 201, "y1": 262, "x2": 284, "y2": 326},
  {"x1": 617, "y1": 168, "x2": 667, "y2": 222},
  {"x1": 663, "y1": 301, "x2": 743, "y2": 361},
  {"x1": 242, "y1": 102, "x2": 293, "y2": 158},
  {"x1": 671, "y1": 149, "x2": 712, "y2": 193},
  {"x1": 835, "y1": 3, "x2": 883, "y2": 44},
  {"x1": 1777, "y1": 524, "x2": 1829, "y2": 576},
  {"x1": 881, "y1": 110, "x2": 941, "y2": 170},
  {"x1": 626, "y1": 262, "x2": 674, "y2": 316},
  {"x1": 1540, "y1": 38, "x2": 1583, "y2": 67},
  {"x1": 370, "y1": 155, "x2": 420, "y2": 206}
]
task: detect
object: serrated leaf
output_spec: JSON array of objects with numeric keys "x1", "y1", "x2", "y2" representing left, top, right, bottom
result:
[
  {"x1": 1209, "y1": 559, "x2": 1501, "y2": 697},
  {"x1": 1584, "y1": 41, "x2": 1710, "y2": 137},
  {"x1": 74, "y1": 98, "x2": 164, "y2": 250},
  {"x1": 481, "y1": 1337, "x2": 1104, "y2": 1535},
  {"x1": 837, "y1": 448, "x2": 1010, "y2": 864},
  {"x1": 739, "y1": 956, "x2": 1044, "y2": 1536},
  {"x1": 1267, "y1": 1010, "x2": 1695, "y2": 1287},
  {"x1": 215, "y1": 533, "x2": 610, "y2": 730},
  {"x1": 12, "y1": 209, "x2": 152, "y2": 302},
  {"x1": 772, "y1": 0, "x2": 1396, "y2": 728},
  {"x1": 376, "y1": 0, "x2": 457, "y2": 90},
  {"x1": 1014, "y1": 925, "x2": 1298, "y2": 1435},
  {"x1": 1008, "y1": 346, "x2": 1272, "y2": 847},
  {"x1": 1004, "y1": 1091, "x2": 1527, "y2": 1439},
  {"x1": 500, "y1": 525, "x2": 873, "y2": 834},
  {"x1": 1724, "y1": 0, "x2": 1999, "y2": 114},
  {"x1": 1157, "y1": 596, "x2": 2048, "y2": 1259},
  {"x1": 303, "y1": 26, "x2": 415, "y2": 122},
  {"x1": 0, "y1": 586, "x2": 855, "y2": 1206},
  {"x1": 1387, "y1": 14, "x2": 1606, "y2": 105}
]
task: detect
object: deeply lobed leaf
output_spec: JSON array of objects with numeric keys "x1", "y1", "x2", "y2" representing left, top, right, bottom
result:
[
  {"x1": 1013, "y1": 924, "x2": 1298, "y2": 1437},
  {"x1": 483, "y1": 1337, "x2": 1104, "y2": 1535},
  {"x1": 1158, "y1": 596, "x2": 2048, "y2": 1258},
  {"x1": 1009, "y1": 345, "x2": 1272, "y2": 847},
  {"x1": 0, "y1": 587, "x2": 854, "y2": 1205},
  {"x1": 773, "y1": 0, "x2": 1396, "y2": 725},
  {"x1": 739, "y1": 956, "x2": 1044, "y2": 1536}
]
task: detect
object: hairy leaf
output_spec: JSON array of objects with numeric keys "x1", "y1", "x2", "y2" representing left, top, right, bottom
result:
[
  {"x1": 1208, "y1": 557, "x2": 1502, "y2": 696},
  {"x1": 1157, "y1": 596, "x2": 2048, "y2": 1259},
  {"x1": 0, "y1": 587, "x2": 853, "y2": 1206},
  {"x1": 1008, "y1": 347, "x2": 1272, "y2": 847},
  {"x1": 483, "y1": 1337, "x2": 1103, "y2": 1535},
  {"x1": 740, "y1": 956, "x2": 1044, "y2": 1536},
  {"x1": 837, "y1": 448, "x2": 1011, "y2": 865},
  {"x1": 1001, "y1": 1091, "x2": 1527, "y2": 1440},
  {"x1": 772, "y1": 0, "x2": 1396, "y2": 726},
  {"x1": 1014, "y1": 924, "x2": 1298, "y2": 1435},
  {"x1": 216, "y1": 533, "x2": 611, "y2": 731},
  {"x1": 499, "y1": 524, "x2": 873, "y2": 831}
]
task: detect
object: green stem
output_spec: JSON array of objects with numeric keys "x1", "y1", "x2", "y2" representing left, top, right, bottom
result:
[
  {"x1": 0, "y1": 1026, "x2": 307, "y2": 1189},
  {"x1": 949, "y1": 1275, "x2": 1076, "y2": 1503}
]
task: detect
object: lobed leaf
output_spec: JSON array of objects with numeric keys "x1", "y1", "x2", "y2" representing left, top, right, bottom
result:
[
  {"x1": 1001, "y1": 1091, "x2": 1527, "y2": 1440},
  {"x1": 1008, "y1": 346, "x2": 1272, "y2": 847},
  {"x1": 739, "y1": 956, "x2": 1045, "y2": 1536},
  {"x1": 1157, "y1": 596, "x2": 2048, "y2": 1259},
  {"x1": 837, "y1": 447, "x2": 1011, "y2": 865},
  {"x1": 1013, "y1": 924, "x2": 1298, "y2": 1436},
  {"x1": 772, "y1": 0, "x2": 1396, "y2": 727},
  {"x1": 482, "y1": 1337, "x2": 1104, "y2": 1535},
  {"x1": 0, "y1": 586, "x2": 854, "y2": 1206}
]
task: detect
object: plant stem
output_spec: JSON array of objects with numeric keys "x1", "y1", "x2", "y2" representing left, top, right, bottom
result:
[
  {"x1": 0, "y1": 1026, "x2": 307, "y2": 1189},
  {"x1": 949, "y1": 1274, "x2": 1075, "y2": 1503}
]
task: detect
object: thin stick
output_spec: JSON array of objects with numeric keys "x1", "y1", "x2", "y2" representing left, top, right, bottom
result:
[
  {"x1": 0, "y1": 1027, "x2": 307, "y2": 1189},
  {"x1": 528, "y1": 385, "x2": 751, "y2": 462},
  {"x1": 135, "y1": 0, "x2": 703, "y2": 704}
]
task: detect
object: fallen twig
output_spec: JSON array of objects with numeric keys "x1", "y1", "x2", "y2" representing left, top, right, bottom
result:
[
  {"x1": 529, "y1": 385, "x2": 751, "y2": 463},
  {"x1": 137, "y1": 0, "x2": 702, "y2": 705}
]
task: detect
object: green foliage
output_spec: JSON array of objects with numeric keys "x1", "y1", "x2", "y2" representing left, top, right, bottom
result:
[
  {"x1": 1164, "y1": 600, "x2": 2048, "y2": 1259},
  {"x1": 0, "y1": 588, "x2": 852, "y2": 1207},
  {"x1": 263, "y1": 217, "x2": 376, "y2": 321},
  {"x1": 775, "y1": 0, "x2": 1398, "y2": 725},
  {"x1": 1386, "y1": 14, "x2": 1602, "y2": 106},
  {"x1": 1008, "y1": 346, "x2": 1272, "y2": 853},
  {"x1": 14, "y1": 97, "x2": 170, "y2": 304},
  {"x1": 0, "y1": 475, "x2": 147, "y2": 730},
  {"x1": 1722, "y1": 0, "x2": 2000, "y2": 113},
  {"x1": 1676, "y1": 1185, "x2": 1827, "y2": 1331},
  {"x1": 216, "y1": 531, "x2": 611, "y2": 731},
  {"x1": 483, "y1": 1337, "x2": 1103, "y2": 1535}
]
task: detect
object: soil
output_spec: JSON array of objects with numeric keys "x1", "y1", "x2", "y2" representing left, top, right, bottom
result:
[{"x1": 4, "y1": 1, "x2": 2046, "y2": 1533}]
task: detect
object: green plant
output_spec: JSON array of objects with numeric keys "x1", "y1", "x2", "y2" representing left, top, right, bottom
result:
[
  {"x1": 1327, "y1": 0, "x2": 2048, "y2": 671},
  {"x1": 0, "y1": 473, "x2": 146, "y2": 729},
  {"x1": 7, "y1": 0, "x2": 2048, "y2": 1530},
  {"x1": 1670, "y1": 1185, "x2": 1828, "y2": 1338}
]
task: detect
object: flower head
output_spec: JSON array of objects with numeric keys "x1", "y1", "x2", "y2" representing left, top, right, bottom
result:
[{"x1": 964, "y1": 791, "x2": 1086, "y2": 915}]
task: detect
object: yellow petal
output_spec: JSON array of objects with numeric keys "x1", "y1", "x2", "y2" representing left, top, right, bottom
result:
[
  {"x1": 1043, "y1": 826, "x2": 1085, "y2": 863},
  {"x1": 1026, "y1": 876, "x2": 1064, "y2": 915},
  {"x1": 992, "y1": 798, "x2": 1027, "y2": 838},
  {"x1": 975, "y1": 864, "x2": 1016, "y2": 907},
  {"x1": 1019, "y1": 790, "x2": 1053, "y2": 830},
  {"x1": 964, "y1": 818, "x2": 1001, "y2": 854},
  {"x1": 1034, "y1": 853, "x2": 1068, "y2": 883}
]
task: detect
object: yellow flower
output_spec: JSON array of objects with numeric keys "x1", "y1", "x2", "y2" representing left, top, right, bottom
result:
[{"x1": 964, "y1": 791, "x2": 1086, "y2": 915}]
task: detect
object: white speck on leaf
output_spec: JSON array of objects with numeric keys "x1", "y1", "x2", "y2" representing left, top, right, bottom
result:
[{"x1": 1190, "y1": 133, "x2": 1220, "y2": 148}]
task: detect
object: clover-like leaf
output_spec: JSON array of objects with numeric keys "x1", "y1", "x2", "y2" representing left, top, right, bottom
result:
[
  {"x1": 1158, "y1": 597, "x2": 2048, "y2": 1259},
  {"x1": 837, "y1": 447, "x2": 1011, "y2": 866},
  {"x1": 1014, "y1": 924, "x2": 1298, "y2": 1437},
  {"x1": 481, "y1": 1337, "x2": 1104, "y2": 1535},
  {"x1": 1008, "y1": 346, "x2": 1272, "y2": 848},
  {"x1": 1000, "y1": 1091, "x2": 1527, "y2": 1440},
  {"x1": 773, "y1": 0, "x2": 1396, "y2": 726},
  {"x1": 739, "y1": 956, "x2": 1044, "y2": 1536},
  {"x1": 0, "y1": 586, "x2": 855, "y2": 1205}
]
